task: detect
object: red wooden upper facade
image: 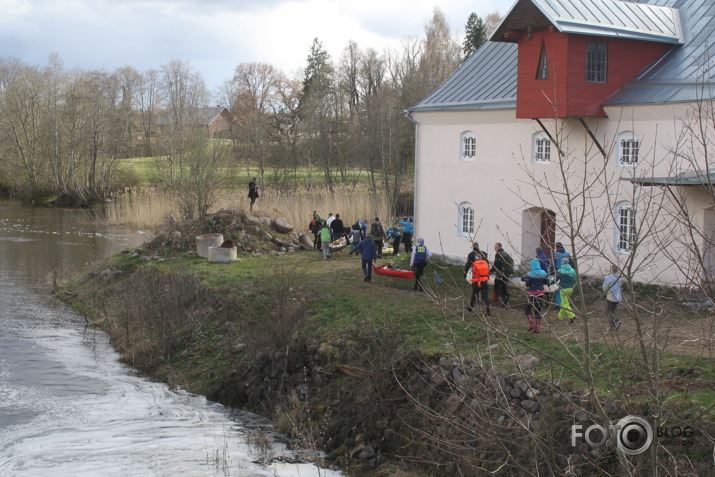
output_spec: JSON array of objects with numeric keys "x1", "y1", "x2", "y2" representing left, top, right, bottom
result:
[{"x1": 491, "y1": 0, "x2": 682, "y2": 119}]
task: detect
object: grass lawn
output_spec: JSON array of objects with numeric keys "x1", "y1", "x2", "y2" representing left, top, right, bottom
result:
[{"x1": 98, "y1": 241, "x2": 715, "y2": 420}]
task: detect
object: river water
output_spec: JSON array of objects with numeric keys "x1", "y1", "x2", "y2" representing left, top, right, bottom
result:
[{"x1": 0, "y1": 199, "x2": 341, "y2": 477}]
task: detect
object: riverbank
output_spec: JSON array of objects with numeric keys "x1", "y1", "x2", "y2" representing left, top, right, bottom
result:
[{"x1": 58, "y1": 210, "x2": 715, "y2": 476}]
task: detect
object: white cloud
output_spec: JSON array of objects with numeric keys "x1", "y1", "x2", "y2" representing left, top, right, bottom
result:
[{"x1": 0, "y1": 0, "x2": 507, "y2": 96}]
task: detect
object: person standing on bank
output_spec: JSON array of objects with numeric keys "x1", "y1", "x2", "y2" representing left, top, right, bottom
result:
[
  {"x1": 467, "y1": 251, "x2": 491, "y2": 316},
  {"x1": 400, "y1": 217, "x2": 414, "y2": 253},
  {"x1": 602, "y1": 264, "x2": 625, "y2": 331},
  {"x1": 521, "y1": 259, "x2": 548, "y2": 333},
  {"x1": 370, "y1": 217, "x2": 386, "y2": 259},
  {"x1": 330, "y1": 213, "x2": 344, "y2": 242},
  {"x1": 463, "y1": 242, "x2": 482, "y2": 278},
  {"x1": 556, "y1": 258, "x2": 577, "y2": 323},
  {"x1": 320, "y1": 220, "x2": 333, "y2": 260},
  {"x1": 349, "y1": 234, "x2": 378, "y2": 282},
  {"x1": 386, "y1": 226, "x2": 401, "y2": 256},
  {"x1": 248, "y1": 177, "x2": 259, "y2": 211},
  {"x1": 491, "y1": 243, "x2": 514, "y2": 306},
  {"x1": 410, "y1": 237, "x2": 432, "y2": 291}
]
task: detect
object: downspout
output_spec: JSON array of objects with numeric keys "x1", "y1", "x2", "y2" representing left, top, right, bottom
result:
[{"x1": 405, "y1": 111, "x2": 420, "y2": 237}]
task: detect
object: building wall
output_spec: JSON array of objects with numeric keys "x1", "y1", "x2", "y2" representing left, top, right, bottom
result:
[
  {"x1": 411, "y1": 101, "x2": 707, "y2": 285},
  {"x1": 515, "y1": 30, "x2": 670, "y2": 118}
]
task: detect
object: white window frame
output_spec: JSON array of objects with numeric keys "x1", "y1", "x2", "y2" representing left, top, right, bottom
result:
[
  {"x1": 616, "y1": 131, "x2": 640, "y2": 167},
  {"x1": 532, "y1": 132, "x2": 551, "y2": 164},
  {"x1": 614, "y1": 202, "x2": 635, "y2": 253},
  {"x1": 460, "y1": 131, "x2": 476, "y2": 161},
  {"x1": 458, "y1": 202, "x2": 475, "y2": 236}
]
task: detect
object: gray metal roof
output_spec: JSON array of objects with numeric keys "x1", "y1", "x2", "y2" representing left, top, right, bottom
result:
[
  {"x1": 408, "y1": 41, "x2": 517, "y2": 112},
  {"x1": 606, "y1": 0, "x2": 715, "y2": 105},
  {"x1": 623, "y1": 169, "x2": 715, "y2": 185},
  {"x1": 526, "y1": 0, "x2": 683, "y2": 44},
  {"x1": 410, "y1": 0, "x2": 715, "y2": 113}
]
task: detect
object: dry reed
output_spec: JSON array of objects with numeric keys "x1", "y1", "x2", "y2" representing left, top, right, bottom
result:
[{"x1": 96, "y1": 186, "x2": 396, "y2": 230}]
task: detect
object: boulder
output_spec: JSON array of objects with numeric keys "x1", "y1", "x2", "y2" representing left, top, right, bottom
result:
[{"x1": 272, "y1": 218, "x2": 294, "y2": 234}]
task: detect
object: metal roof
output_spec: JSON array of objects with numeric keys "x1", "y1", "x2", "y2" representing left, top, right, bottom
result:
[
  {"x1": 524, "y1": 0, "x2": 683, "y2": 44},
  {"x1": 408, "y1": 42, "x2": 517, "y2": 112},
  {"x1": 623, "y1": 169, "x2": 715, "y2": 186},
  {"x1": 606, "y1": 0, "x2": 715, "y2": 105},
  {"x1": 410, "y1": 0, "x2": 715, "y2": 113}
]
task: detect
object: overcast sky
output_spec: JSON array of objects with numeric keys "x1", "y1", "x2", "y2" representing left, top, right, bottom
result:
[{"x1": 0, "y1": 0, "x2": 504, "y2": 97}]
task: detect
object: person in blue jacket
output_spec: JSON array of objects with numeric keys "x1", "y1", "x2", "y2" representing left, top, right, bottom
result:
[
  {"x1": 399, "y1": 217, "x2": 414, "y2": 253},
  {"x1": 521, "y1": 259, "x2": 549, "y2": 333},
  {"x1": 349, "y1": 234, "x2": 378, "y2": 282},
  {"x1": 410, "y1": 237, "x2": 432, "y2": 291}
]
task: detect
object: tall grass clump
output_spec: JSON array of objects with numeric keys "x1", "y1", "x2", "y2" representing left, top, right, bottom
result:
[{"x1": 94, "y1": 185, "x2": 396, "y2": 230}]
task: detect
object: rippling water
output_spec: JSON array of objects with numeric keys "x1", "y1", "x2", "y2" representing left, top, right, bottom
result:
[{"x1": 0, "y1": 200, "x2": 341, "y2": 477}]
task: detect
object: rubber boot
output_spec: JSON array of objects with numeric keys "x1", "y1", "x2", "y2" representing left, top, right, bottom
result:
[
  {"x1": 527, "y1": 314, "x2": 534, "y2": 331},
  {"x1": 492, "y1": 290, "x2": 499, "y2": 302},
  {"x1": 533, "y1": 318, "x2": 541, "y2": 334},
  {"x1": 486, "y1": 305, "x2": 491, "y2": 317}
]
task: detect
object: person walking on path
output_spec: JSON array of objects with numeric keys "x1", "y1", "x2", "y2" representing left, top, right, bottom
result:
[
  {"x1": 349, "y1": 234, "x2": 378, "y2": 282},
  {"x1": 370, "y1": 217, "x2": 387, "y2": 258},
  {"x1": 467, "y1": 251, "x2": 491, "y2": 316},
  {"x1": 400, "y1": 217, "x2": 414, "y2": 253},
  {"x1": 491, "y1": 243, "x2": 514, "y2": 306},
  {"x1": 521, "y1": 259, "x2": 549, "y2": 333},
  {"x1": 248, "y1": 177, "x2": 259, "y2": 211},
  {"x1": 309, "y1": 214, "x2": 322, "y2": 250},
  {"x1": 553, "y1": 242, "x2": 571, "y2": 305},
  {"x1": 556, "y1": 258, "x2": 577, "y2": 323},
  {"x1": 330, "y1": 214, "x2": 344, "y2": 241},
  {"x1": 350, "y1": 223, "x2": 362, "y2": 249},
  {"x1": 602, "y1": 264, "x2": 625, "y2": 331},
  {"x1": 410, "y1": 237, "x2": 432, "y2": 291},
  {"x1": 319, "y1": 220, "x2": 333, "y2": 260},
  {"x1": 463, "y1": 242, "x2": 482, "y2": 279}
]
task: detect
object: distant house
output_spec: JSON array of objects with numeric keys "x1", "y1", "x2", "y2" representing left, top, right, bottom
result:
[
  {"x1": 197, "y1": 106, "x2": 234, "y2": 136},
  {"x1": 155, "y1": 106, "x2": 234, "y2": 137},
  {"x1": 407, "y1": 0, "x2": 715, "y2": 285}
]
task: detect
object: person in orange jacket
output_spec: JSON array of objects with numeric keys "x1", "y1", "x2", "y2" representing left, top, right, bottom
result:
[{"x1": 467, "y1": 251, "x2": 491, "y2": 316}]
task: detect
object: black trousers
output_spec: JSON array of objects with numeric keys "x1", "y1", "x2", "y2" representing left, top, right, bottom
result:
[
  {"x1": 413, "y1": 261, "x2": 426, "y2": 289},
  {"x1": 470, "y1": 281, "x2": 490, "y2": 308},
  {"x1": 494, "y1": 277, "x2": 509, "y2": 302}
]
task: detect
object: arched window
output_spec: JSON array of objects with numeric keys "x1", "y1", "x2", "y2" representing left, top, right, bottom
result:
[
  {"x1": 616, "y1": 131, "x2": 640, "y2": 166},
  {"x1": 460, "y1": 131, "x2": 476, "y2": 161},
  {"x1": 614, "y1": 202, "x2": 635, "y2": 253},
  {"x1": 532, "y1": 132, "x2": 551, "y2": 163},
  {"x1": 458, "y1": 202, "x2": 475, "y2": 235}
]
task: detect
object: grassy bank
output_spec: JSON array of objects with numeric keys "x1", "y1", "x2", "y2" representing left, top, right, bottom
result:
[{"x1": 58, "y1": 213, "x2": 715, "y2": 475}]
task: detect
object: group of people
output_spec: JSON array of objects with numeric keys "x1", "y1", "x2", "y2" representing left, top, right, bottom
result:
[{"x1": 464, "y1": 241, "x2": 625, "y2": 334}]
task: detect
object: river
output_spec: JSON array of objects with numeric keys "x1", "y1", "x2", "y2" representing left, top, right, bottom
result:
[{"x1": 0, "y1": 199, "x2": 341, "y2": 477}]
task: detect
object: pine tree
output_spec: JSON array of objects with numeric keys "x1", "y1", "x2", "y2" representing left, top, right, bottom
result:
[{"x1": 463, "y1": 13, "x2": 487, "y2": 59}]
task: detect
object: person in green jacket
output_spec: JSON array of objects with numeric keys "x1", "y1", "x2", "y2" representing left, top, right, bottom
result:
[
  {"x1": 320, "y1": 220, "x2": 333, "y2": 260},
  {"x1": 556, "y1": 258, "x2": 577, "y2": 323}
]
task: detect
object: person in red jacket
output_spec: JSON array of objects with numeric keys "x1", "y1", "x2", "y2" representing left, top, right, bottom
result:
[{"x1": 467, "y1": 251, "x2": 491, "y2": 316}]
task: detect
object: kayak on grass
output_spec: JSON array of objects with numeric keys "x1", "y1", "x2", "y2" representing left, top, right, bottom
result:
[
  {"x1": 373, "y1": 263, "x2": 414, "y2": 279},
  {"x1": 329, "y1": 237, "x2": 348, "y2": 251}
]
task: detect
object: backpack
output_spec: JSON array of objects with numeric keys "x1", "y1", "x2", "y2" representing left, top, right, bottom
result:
[
  {"x1": 500, "y1": 250, "x2": 515, "y2": 277},
  {"x1": 371, "y1": 223, "x2": 385, "y2": 239}
]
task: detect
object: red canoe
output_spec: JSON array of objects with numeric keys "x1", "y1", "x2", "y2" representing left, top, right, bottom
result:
[{"x1": 373, "y1": 264, "x2": 414, "y2": 279}]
